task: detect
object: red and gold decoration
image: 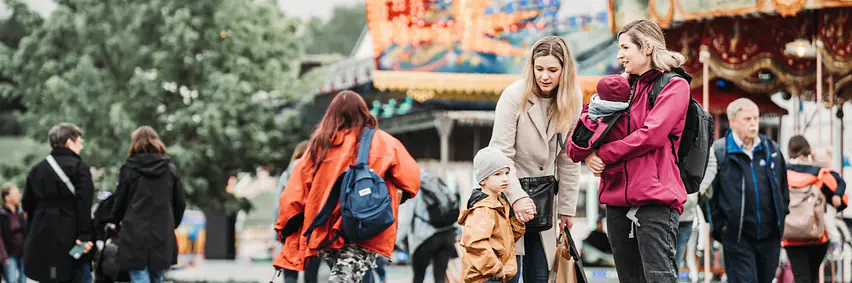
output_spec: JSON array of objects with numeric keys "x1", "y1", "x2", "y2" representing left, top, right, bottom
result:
[
  {"x1": 614, "y1": 0, "x2": 852, "y2": 30},
  {"x1": 665, "y1": 8, "x2": 852, "y2": 102}
]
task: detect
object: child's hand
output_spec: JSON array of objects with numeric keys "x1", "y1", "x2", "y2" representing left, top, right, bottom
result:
[
  {"x1": 491, "y1": 265, "x2": 505, "y2": 280},
  {"x1": 525, "y1": 204, "x2": 536, "y2": 216}
]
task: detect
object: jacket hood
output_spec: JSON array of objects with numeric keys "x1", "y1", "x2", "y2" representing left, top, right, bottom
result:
[
  {"x1": 630, "y1": 67, "x2": 693, "y2": 86},
  {"x1": 126, "y1": 153, "x2": 171, "y2": 177},
  {"x1": 466, "y1": 188, "x2": 490, "y2": 209},
  {"x1": 670, "y1": 67, "x2": 693, "y2": 84},
  {"x1": 458, "y1": 189, "x2": 509, "y2": 225}
]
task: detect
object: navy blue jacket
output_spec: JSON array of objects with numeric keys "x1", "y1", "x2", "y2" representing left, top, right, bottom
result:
[{"x1": 708, "y1": 132, "x2": 790, "y2": 242}]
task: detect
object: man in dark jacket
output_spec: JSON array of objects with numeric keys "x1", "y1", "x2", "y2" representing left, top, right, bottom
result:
[
  {"x1": 23, "y1": 123, "x2": 95, "y2": 283},
  {"x1": 704, "y1": 99, "x2": 790, "y2": 283}
]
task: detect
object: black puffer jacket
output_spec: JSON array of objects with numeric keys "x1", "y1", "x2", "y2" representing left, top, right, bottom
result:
[{"x1": 112, "y1": 153, "x2": 186, "y2": 271}]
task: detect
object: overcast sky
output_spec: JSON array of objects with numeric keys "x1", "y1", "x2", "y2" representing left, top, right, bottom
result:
[
  {"x1": 278, "y1": 0, "x2": 361, "y2": 20},
  {"x1": 0, "y1": 0, "x2": 56, "y2": 19}
]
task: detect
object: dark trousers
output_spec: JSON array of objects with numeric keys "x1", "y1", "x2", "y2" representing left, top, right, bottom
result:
[
  {"x1": 721, "y1": 232, "x2": 781, "y2": 283},
  {"x1": 361, "y1": 256, "x2": 388, "y2": 283},
  {"x1": 785, "y1": 243, "x2": 829, "y2": 283},
  {"x1": 506, "y1": 231, "x2": 549, "y2": 283},
  {"x1": 411, "y1": 231, "x2": 456, "y2": 283},
  {"x1": 606, "y1": 205, "x2": 679, "y2": 283},
  {"x1": 42, "y1": 261, "x2": 84, "y2": 283},
  {"x1": 283, "y1": 256, "x2": 322, "y2": 283}
]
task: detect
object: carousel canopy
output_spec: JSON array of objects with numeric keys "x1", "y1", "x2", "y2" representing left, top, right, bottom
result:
[
  {"x1": 613, "y1": 0, "x2": 852, "y2": 29},
  {"x1": 664, "y1": 8, "x2": 852, "y2": 103},
  {"x1": 691, "y1": 80, "x2": 787, "y2": 117}
]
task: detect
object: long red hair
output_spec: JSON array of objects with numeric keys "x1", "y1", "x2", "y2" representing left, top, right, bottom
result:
[{"x1": 306, "y1": 90, "x2": 378, "y2": 171}]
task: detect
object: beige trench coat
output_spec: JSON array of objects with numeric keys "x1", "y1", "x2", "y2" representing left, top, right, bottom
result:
[{"x1": 489, "y1": 80, "x2": 581, "y2": 271}]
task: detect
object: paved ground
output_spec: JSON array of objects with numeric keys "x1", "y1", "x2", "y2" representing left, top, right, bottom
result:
[{"x1": 163, "y1": 260, "x2": 646, "y2": 283}]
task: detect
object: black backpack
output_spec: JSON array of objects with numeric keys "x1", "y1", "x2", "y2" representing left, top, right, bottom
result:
[
  {"x1": 648, "y1": 67, "x2": 713, "y2": 194},
  {"x1": 417, "y1": 173, "x2": 460, "y2": 228}
]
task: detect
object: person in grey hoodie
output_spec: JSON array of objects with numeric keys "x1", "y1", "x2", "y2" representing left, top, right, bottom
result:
[{"x1": 396, "y1": 172, "x2": 458, "y2": 283}]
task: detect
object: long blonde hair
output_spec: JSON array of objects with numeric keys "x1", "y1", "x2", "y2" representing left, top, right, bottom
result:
[
  {"x1": 617, "y1": 20, "x2": 686, "y2": 71},
  {"x1": 521, "y1": 36, "x2": 579, "y2": 132}
]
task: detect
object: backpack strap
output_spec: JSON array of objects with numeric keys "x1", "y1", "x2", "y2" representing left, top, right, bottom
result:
[
  {"x1": 46, "y1": 155, "x2": 76, "y2": 195},
  {"x1": 648, "y1": 72, "x2": 683, "y2": 164},
  {"x1": 356, "y1": 128, "x2": 376, "y2": 166},
  {"x1": 713, "y1": 138, "x2": 727, "y2": 177},
  {"x1": 704, "y1": 139, "x2": 727, "y2": 226},
  {"x1": 648, "y1": 72, "x2": 680, "y2": 109},
  {"x1": 303, "y1": 172, "x2": 345, "y2": 250}
]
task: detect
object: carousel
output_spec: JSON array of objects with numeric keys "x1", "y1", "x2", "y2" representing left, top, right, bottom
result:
[
  {"x1": 610, "y1": 0, "x2": 852, "y2": 280},
  {"x1": 663, "y1": 7, "x2": 852, "y2": 146}
]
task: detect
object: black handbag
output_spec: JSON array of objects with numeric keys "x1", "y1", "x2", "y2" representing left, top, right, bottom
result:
[
  {"x1": 519, "y1": 175, "x2": 557, "y2": 233},
  {"x1": 519, "y1": 134, "x2": 566, "y2": 233}
]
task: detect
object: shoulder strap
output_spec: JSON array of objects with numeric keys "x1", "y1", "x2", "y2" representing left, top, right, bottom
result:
[
  {"x1": 648, "y1": 72, "x2": 680, "y2": 108},
  {"x1": 713, "y1": 139, "x2": 726, "y2": 170},
  {"x1": 303, "y1": 173, "x2": 345, "y2": 250},
  {"x1": 46, "y1": 155, "x2": 76, "y2": 195},
  {"x1": 554, "y1": 133, "x2": 563, "y2": 192},
  {"x1": 356, "y1": 128, "x2": 376, "y2": 166}
]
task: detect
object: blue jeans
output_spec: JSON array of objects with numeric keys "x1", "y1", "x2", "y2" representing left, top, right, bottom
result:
[
  {"x1": 3, "y1": 256, "x2": 25, "y2": 283},
  {"x1": 129, "y1": 267, "x2": 164, "y2": 283},
  {"x1": 675, "y1": 221, "x2": 693, "y2": 269},
  {"x1": 506, "y1": 232, "x2": 549, "y2": 283},
  {"x1": 81, "y1": 261, "x2": 92, "y2": 283}
]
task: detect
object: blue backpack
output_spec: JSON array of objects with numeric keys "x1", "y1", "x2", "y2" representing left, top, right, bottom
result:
[{"x1": 304, "y1": 127, "x2": 395, "y2": 249}]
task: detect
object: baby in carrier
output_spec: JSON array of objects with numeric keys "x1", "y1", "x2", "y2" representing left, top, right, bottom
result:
[{"x1": 566, "y1": 74, "x2": 631, "y2": 164}]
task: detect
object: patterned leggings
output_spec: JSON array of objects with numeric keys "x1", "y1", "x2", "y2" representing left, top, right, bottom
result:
[{"x1": 320, "y1": 244, "x2": 378, "y2": 283}]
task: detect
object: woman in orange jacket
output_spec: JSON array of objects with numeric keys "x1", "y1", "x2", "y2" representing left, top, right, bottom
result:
[
  {"x1": 273, "y1": 90, "x2": 421, "y2": 283},
  {"x1": 782, "y1": 135, "x2": 847, "y2": 283}
]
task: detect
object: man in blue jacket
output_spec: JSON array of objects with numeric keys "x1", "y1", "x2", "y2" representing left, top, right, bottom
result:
[{"x1": 703, "y1": 98, "x2": 790, "y2": 283}]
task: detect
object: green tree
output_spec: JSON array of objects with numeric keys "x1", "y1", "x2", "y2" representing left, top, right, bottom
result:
[
  {"x1": 6, "y1": 0, "x2": 313, "y2": 214},
  {"x1": 300, "y1": 4, "x2": 366, "y2": 55},
  {"x1": 0, "y1": 0, "x2": 42, "y2": 135}
]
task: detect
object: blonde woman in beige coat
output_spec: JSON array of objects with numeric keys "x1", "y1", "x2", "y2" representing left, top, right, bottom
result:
[{"x1": 489, "y1": 36, "x2": 582, "y2": 283}]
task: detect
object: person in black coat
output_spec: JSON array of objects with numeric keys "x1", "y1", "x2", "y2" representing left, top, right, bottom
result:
[
  {"x1": 1, "y1": 183, "x2": 28, "y2": 283},
  {"x1": 23, "y1": 123, "x2": 95, "y2": 283},
  {"x1": 111, "y1": 126, "x2": 186, "y2": 283}
]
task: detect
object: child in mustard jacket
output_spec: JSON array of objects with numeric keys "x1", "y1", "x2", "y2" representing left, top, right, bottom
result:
[{"x1": 458, "y1": 147, "x2": 526, "y2": 283}]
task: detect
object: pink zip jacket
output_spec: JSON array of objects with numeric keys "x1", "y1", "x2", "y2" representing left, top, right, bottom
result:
[{"x1": 592, "y1": 68, "x2": 691, "y2": 213}]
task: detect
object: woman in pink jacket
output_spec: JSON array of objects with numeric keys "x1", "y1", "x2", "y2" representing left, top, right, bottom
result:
[{"x1": 583, "y1": 20, "x2": 691, "y2": 283}]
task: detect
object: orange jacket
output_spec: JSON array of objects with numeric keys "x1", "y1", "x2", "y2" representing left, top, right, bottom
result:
[
  {"x1": 458, "y1": 191, "x2": 525, "y2": 283},
  {"x1": 782, "y1": 164, "x2": 847, "y2": 247},
  {"x1": 273, "y1": 128, "x2": 420, "y2": 271}
]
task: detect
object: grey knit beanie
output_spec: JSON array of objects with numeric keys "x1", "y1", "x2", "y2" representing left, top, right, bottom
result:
[{"x1": 473, "y1": 147, "x2": 512, "y2": 186}]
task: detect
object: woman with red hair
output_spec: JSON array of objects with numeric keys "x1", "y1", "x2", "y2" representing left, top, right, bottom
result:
[{"x1": 274, "y1": 91, "x2": 421, "y2": 282}]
